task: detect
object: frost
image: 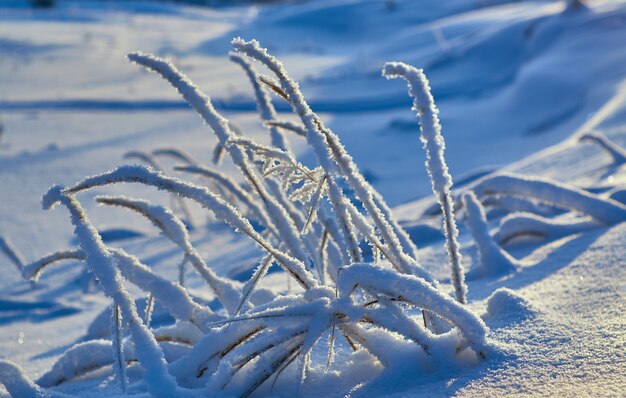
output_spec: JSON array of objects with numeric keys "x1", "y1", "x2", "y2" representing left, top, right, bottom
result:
[
  {"x1": 61, "y1": 165, "x2": 317, "y2": 290},
  {"x1": 42, "y1": 190, "x2": 181, "y2": 397},
  {"x1": 96, "y1": 195, "x2": 242, "y2": 314},
  {"x1": 2, "y1": 40, "x2": 493, "y2": 398},
  {"x1": 128, "y1": 51, "x2": 312, "y2": 274},
  {"x1": 175, "y1": 163, "x2": 273, "y2": 230},
  {"x1": 21, "y1": 249, "x2": 84, "y2": 282},
  {"x1": 230, "y1": 52, "x2": 290, "y2": 152},
  {"x1": 383, "y1": 62, "x2": 466, "y2": 303},
  {"x1": 337, "y1": 263, "x2": 487, "y2": 351},
  {"x1": 233, "y1": 39, "x2": 428, "y2": 282}
]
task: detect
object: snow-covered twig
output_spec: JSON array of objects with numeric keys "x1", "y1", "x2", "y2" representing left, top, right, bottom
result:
[
  {"x1": 337, "y1": 263, "x2": 487, "y2": 351},
  {"x1": 230, "y1": 52, "x2": 290, "y2": 152},
  {"x1": 38, "y1": 341, "x2": 116, "y2": 387},
  {"x1": 167, "y1": 321, "x2": 266, "y2": 381},
  {"x1": 234, "y1": 254, "x2": 274, "y2": 316},
  {"x1": 383, "y1": 62, "x2": 466, "y2": 304},
  {"x1": 226, "y1": 136, "x2": 321, "y2": 193},
  {"x1": 175, "y1": 164, "x2": 272, "y2": 230},
  {"x1": 124, "y1": 150, "x2": 195, "y2": 227},
  {"x1": 21, "y1": 249, "x2": 84, "y2": 282},
  {"x1": 326, "y1": 177, "x2": 363, "y2": 263},
  {"x1": 472, "y1": 172, "x2": 626, "y2": 224},
  {"x1": 111, "y1": 248, "x2": 219, "y2": 330},
  {"x1": 111, "y1": 305, "x2": 128, "y2": 392}
]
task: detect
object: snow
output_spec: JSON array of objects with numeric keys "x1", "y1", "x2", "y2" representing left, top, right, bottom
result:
[
  {"x1": 470, "y1": 172, "x2": 626, "y2": 224},
  {"x1": 1, "y1": 0, "x2": 626, "y2": 397},
  {"x1": 463, "y1": 191, "x2": 519, "y2": 278},
  {"x1": 0, "y1": 361, "x2": 46, "y2": 398},
  {"x1": 337, "y1": 263, "x2": 487, "y2": 351},
  {"x1": 484, "y1": 287, "x2": 536, "y2": 322},
  {"x1": 229, "y1": 52, "x2": 290, "y2": 152}
]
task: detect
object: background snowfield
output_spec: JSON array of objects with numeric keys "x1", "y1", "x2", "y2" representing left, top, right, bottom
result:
[{"x1": 0, "y1": 0, "x2": 625, "y2": 396}]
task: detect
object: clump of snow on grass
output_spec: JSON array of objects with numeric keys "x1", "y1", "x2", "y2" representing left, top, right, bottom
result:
[
  {"x1": 471, "y1": 173, "x2": 626, "y2": 225},
  {"x1": 463, "y1": 192, "x2": 519, "y2": 279}
]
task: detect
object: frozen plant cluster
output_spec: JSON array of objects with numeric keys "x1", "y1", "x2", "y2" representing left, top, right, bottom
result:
[
  {"x1": 454, "y1": 137, "x2": 626, "y2": 277},
  {"x1": 0, "y1": 38, "x2": 494, "y2": 397}
]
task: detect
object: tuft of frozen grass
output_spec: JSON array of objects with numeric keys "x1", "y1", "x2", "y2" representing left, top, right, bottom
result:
[
  {"x1": 234, "y1": 38, "x2": 427, "y2": 280},
  {"x1": 3, "y1": 41, "x2": 496, "y2": 397},
  {"x1": 128, "y1": 51, "x2": 315, "y2": 273},
  {"x1": 462, "y1": 192, "x2": 519, "y2": 278},
  {"x1": 383, "y1": 62, "x2": 466, "y2": 304}
]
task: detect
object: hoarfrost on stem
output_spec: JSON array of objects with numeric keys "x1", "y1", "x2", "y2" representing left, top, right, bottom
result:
[{"x1": 382, "y1": 62, "x2": 467, "y2": 304}]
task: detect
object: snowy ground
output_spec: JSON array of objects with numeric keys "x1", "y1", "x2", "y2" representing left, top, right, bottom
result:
[{"x1": 0, "y1": 0, "x2": 625, "y2": 396}]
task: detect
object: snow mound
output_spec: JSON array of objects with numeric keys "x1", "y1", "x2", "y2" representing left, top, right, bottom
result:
[{"x1": 484, "y1": 288, "x2": 537, "y2": 323}]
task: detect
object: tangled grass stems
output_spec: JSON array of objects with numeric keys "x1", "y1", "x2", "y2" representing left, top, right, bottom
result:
[{"x1": 0, "y1": 39, "x2": 498, "y2": 398}]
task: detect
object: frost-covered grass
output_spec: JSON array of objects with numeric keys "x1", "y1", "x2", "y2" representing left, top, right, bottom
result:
[
  {"x1": 2, "y1": 1, "x2": 626, "y2": 397},
  {"x1": 0, "y1": 39, "x2": 494, "y2": 398}
]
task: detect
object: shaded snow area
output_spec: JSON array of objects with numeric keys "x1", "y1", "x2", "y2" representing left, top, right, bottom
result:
[{"x1": 1, "y1": 0, "x2": 625, "y2": 397}]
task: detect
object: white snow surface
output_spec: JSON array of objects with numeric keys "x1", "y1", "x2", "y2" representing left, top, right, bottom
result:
[{"x1": 1, "y1": 0, "x2": 626, "y2": 396}]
